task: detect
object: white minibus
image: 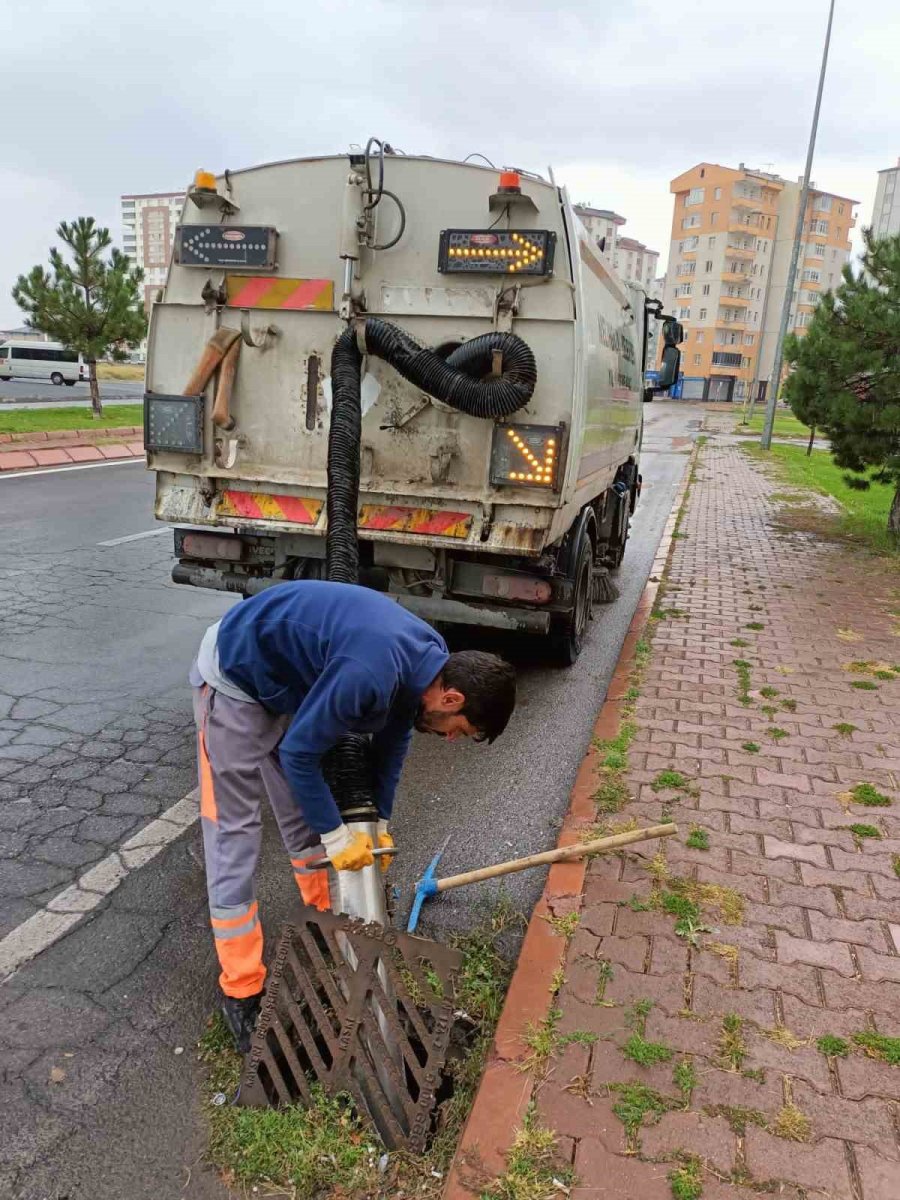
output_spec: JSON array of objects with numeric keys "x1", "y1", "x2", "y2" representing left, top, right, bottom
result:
[{"x1": 0, "y1": 341, "x2": 87, "y2": 386}]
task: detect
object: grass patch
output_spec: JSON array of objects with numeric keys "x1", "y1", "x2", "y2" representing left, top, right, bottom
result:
[
  {"x1": 741, "y1": 741, "x2": 760, "y2": 754},
  {"x1": 759, "y1": 686, "x2": 779, "y2": 699},
  {"x1": 622, "y1": 1034, "x2": 673, "y2": 1067},
  {"x1": 852, "y1": 1031, "x2": 900, "y2": 1065},
  {"x1": 595, "y1": 959, "x2": 614, "y2": 1005},
  {"x1": 706, "y1": 1105, "x2": 767, "y2": 1135},
  {"x1": 96, "y1": 362, "x2": 144, "y2": 380},
  {"x1": 773, "y1": 1103, "x2": 811, "y2": 1142},
  {"x1": 482, "y1": 1113, "x2": 573, "y2": 1200},
  {"x1": 543, "y1": 911, "x2": 580, "y2": 938},
  {"x1": 764, "y1": 1026, "x2": 807, "y2": 1051},
  {"x1": 892, "y1": 854, "x2": 900, "y2": 878},
  {"x1": 766, "y1": 727, "x2": 789, "y2": 741},
  {"x1": 781, "y1": 698, "x2": 797, "y2": 712},
  {"x1": 816, "y1": 1035, "x2": 849, "y2": 1058},
  {"x1": 847, "y1": 823, "x2": 882, "y2": 841},
  {"x1": 730, "y1": 638, "x2": 750, "y2": 647},
  {"x1": 673, "y1": 1059, "x2": 697, "y2": 1107},
  {"x1": 717, "y1": 1014, "x2": 746, "y2": 1071},
  {"x1": 733, "y1": 659, "x2": 753, "y2": 705},
  {"x1": 743, "y1": 442, "x2": 900, "y2": 557},
  {"x1": 851, "y1": 680, "x2": 879, "y2": 691},
  {"x1": 833, "y1": 723, "x2": 858, "y2": 736},
  {"x1": 651, "y1": 769, "x2": 691, "y2": 793},
  {"x1": 669, "y1": 1156, "x2": 704, "y2": 1200},
  {"x1": 850, "y1": 783, "x2": 892, "y2": 808},
  {"x1": 610, "y1": 1082, "x2": 669, "y2": 1150},
  {"x1": 738, "y1": 411, "x2": 812, "y2": 439},
  {"x1": 0, "y1": 403, "x2": 143, "y2": 435},
  {"x1": 745, "y1": 622, "x2": 765, "y2": 632},
  {"x1": 685, "y1": 826, "x2": 710, "y2": 851}
]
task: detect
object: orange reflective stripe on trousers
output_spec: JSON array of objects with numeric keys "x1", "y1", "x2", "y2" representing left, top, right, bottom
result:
[
  {"x1": 210, "y1": 900, "x2": 266, "y2": 997},
  {"x1": 291, "y1": 856, "x2": 331, "y2": 911}
]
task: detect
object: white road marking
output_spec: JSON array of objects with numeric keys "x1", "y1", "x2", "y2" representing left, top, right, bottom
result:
[
  {"x1": 98, "y1": 527, "x2": 170, "y2": 547},
  {"x1": 0, "y1": 789, "x2": 199, "y2": 982},
  {"x1": 0, "y1": 459, "x2": 144, "y2": 481}
]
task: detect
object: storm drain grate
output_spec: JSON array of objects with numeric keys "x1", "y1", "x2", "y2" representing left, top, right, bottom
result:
[{"x1": 238, "y1": 904, "x2": 463, "y2": 1152}]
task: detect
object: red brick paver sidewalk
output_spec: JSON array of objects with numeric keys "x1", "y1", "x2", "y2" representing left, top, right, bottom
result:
[{"x1": 466, "y1": 442, "x2": 900, "y2": 1200}]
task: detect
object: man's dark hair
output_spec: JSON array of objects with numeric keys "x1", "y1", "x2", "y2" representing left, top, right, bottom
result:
[{"x1": 442, "y1": 650, "x2": 516, "y2": 743}]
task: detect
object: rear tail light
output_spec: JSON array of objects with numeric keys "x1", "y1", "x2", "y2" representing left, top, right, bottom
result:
[{"x1": 483, "y1": 575, "x2": 552, "y2": 604}]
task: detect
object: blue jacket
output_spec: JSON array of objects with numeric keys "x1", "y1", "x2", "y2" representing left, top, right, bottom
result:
[{"x1": 216, "y1": 581, "x2": 449, "y2": 834}]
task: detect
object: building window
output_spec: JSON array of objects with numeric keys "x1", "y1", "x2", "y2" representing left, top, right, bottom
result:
[
  {"x1": 744, "y1": 334, "x2": 755, "y2": 346},
  {"x1": 705, "y1": 260, "x2": 713, "y2": 272},
  {"x1": 678, "y1": 306, "x2": 691, "y2": 319},
  {"x1": 714, "y1": 187, "x2": 722, "y2": 200},
  {"x1": 702, "y1": 284, "x2": 710, "y2": 295},
  {"x1": 685, "y1": 187, "x2": 705, "y2": 206},
  {"x1": 693, "y1": 354, "x2": 701, "y2": 366},
  {"x1": 696, "y1": 331, "x2": 704, "y2": 343},
  {"x1": 682, "y1": 215, "x2": 701, "y2": 229},
  {"x1": 710, "y1": 212, "x2": 718, "y2": 226},
  {"x1": 837, "y1": 202, "x2": 844, "y2": 215},
  {"x1": 809, "y1": 219, "x2": 829, "y2": 235},
  {"x1": 699, "y1": 308, "x2": 707, "y2": 319},
  {"x1": 708, "y1": 236, "x2": 715, "y2": 248}
]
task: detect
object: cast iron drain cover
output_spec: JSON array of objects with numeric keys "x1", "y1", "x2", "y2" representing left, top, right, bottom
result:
[{"x1": 238, "y1": 905, "x2": 463, "y2": 1152}]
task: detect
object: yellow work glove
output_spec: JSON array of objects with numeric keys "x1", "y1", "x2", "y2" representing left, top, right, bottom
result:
[
  {"x1": 376, "y1": 820, "x2": 394, "y2": 874},
  {"x1": 321, "y1": 824, "x2": 374, "y2": 871}
]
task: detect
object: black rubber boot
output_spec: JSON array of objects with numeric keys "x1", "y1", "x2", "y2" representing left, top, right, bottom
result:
[{"x1": 221, "y1": 992, "x2": 262, "y2": 1054}]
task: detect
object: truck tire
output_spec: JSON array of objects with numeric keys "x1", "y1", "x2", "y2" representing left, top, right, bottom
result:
[{"x1": 550, "y1": 524, "x2": 594, "y2": 666}]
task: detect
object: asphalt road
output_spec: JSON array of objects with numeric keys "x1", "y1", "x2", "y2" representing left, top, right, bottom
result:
[
  {"x1": 0, "y1": 378, "x2": 145, "y2": 407},
  {"x1": 0, "y1": 402, "x2": 699, "y2": 1199}
]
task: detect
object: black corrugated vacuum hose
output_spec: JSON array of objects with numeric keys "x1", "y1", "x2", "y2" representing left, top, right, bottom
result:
[{"x1": 324, "y1": 318, "x2": 537, "y2": 825}]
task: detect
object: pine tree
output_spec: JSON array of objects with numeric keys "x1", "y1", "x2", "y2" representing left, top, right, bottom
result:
[
  {"x1": 784, "y1": 229, "x2": 900, "y2": 533},
  {"x1": 12, "y1": 218, "x2": 146, "y2": 417}
]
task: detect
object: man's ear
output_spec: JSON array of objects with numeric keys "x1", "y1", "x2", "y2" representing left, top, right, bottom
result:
[{"x1": 441, "y1": 687, "x2": 465, "y2": 712}]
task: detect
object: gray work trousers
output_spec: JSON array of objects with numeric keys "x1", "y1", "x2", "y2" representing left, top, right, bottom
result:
[{"x1": 192, "y1": 684, "x2": 325, "y2": 998}]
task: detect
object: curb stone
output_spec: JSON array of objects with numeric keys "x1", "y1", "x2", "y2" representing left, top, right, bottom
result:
[{"x1": 442, "y1": 440, "x2": 699, "y2": 1200}]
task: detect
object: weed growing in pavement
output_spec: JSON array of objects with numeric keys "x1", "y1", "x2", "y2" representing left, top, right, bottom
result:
[
  {"x1": 742, "y1": 1067, "x2": 766, "y2": 1084},
  {"x1": 748, "y1": 603, "x2": 764, "y2": 612},
  {"x1": 833, "y1": 723, "x2": 858, "y2": 736},
  {"x1": 745, "y1": 622, "x2": 765, "y2": 631},
  {"x1": 717, "y1": 1014, "x2": 746, "y2": 1071},
  {"x1": 874, "y1": 670, "x2": 896, "y2": 680},
  {"x1": 595, "y1": 959, "x2": 614, "y2": 1006},
  {"x1": 764, "y1": 1026, "x2": 808, "y2": 1051},
  {"x1": 773, "y1": 1103, "x2": 811, "y2": 1142},
  {"x1": 780, "y1": 698, "x2": 798, "y2": 712},
  {"x1": 850, "y1": 783, "x2": 892, "y2": 807},
  {"x1": 521, "y1": 1007, "x2": 563, "y2": 1076},
  {"x1": 816, "y1": 1035, "x2": 850, "y2": 1058},
  {"x1": 760, "y1": 704, "x2": 777, "y2": 719},
  {"x1": 730, "y1": 638, "x2": 750, "y2": 647},
  {"x1": 852, "y1": 1032, "x2": 900, "y2": 1065},
  {"x1": 621, "y1": 1000, "x2": 673, "y2": 1067},
  {"x1": 609, "y1": 1082, "x2": 669, "y2": 1150},
  {"x1": 651, "y1": 769, "x2": 692, "y2": 793},
  {"x1": 892, "y1": 855, "x2": 900, "y2": 878},
  {"x1": 673, "y1": 1059, "x2": 697, "y2": 1107},
  {"x1": 759, "y1": 686, "x2": 779, "y2": 699},
  {"x1": 669, "y1": 1155, "x2": 704, "y2": 1200},
  {"x1": 543, "y1": 911, "x2": 580, "y2": 938},
  {"x1": 742, "y1": 742, "x2": 761, "y2": 754},
  {"x1": 851, "y1": 680, "x2": 879, "y2": 691},
  {"x1": 686, "y1": 826, "x2": 710, "y2": 850},
  {"x1": 705, "y1": 1105, "x2": 767, "y2": 1135},
  {"x1": 766, "y1": 727, "x2": 789, "y2": 741},
  {"x1": 732, "y1": 659, "x2": 753, "y2": 705},
  {"x1": 482, "y1": 1108, "x2": 574, "y2": 1200},
  {"x1": 847, "y1": 823, "x2": 882, "y2": 843}
]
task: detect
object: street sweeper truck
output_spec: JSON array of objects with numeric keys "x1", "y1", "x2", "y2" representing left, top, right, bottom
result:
[{"x1": 144, "y1": 141, "x2": 681, "y2": 663}]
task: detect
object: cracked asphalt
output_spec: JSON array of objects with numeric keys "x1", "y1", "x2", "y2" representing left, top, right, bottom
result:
[{"x1": 0, "y1": 403, "x2": 699, "y2": 1200}]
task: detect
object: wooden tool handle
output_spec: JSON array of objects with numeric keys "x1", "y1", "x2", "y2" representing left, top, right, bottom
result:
[
  {"x1": 434, "y1": 823, "x2": 677, "y2": 894},
  {"x1": 212, "y1": 337, "x2": 241, "y2": 430}
]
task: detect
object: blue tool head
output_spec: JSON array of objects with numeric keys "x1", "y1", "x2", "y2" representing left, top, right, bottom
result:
[{"x1": 406, "y1": 834, "x2": 451, "y2": 934}]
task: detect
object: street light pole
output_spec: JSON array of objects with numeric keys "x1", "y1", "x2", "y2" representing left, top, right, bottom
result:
[{"x1": 761, "y1": 0, "x2": 836, "y2": 450}]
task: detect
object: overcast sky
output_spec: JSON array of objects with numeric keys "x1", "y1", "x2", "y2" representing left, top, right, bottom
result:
[{"x1": 1, "y1": 0, "x2": 896, "y2": 326}]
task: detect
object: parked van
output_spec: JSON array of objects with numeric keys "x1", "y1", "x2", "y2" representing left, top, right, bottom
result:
[{"x1": 0, "y1": 341, "x2": 87, "y2": 386}]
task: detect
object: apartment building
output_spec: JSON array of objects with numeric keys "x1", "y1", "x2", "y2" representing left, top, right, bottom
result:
[
  {"x1": 661, "y1": 163, "x2": 856, "y2": 401},
  {"x1": 871, "y1": 159, "x2": 900, "y2": 241},
  {"x1": 614, "y1": 236, "x2": 660, "y2": 290},
  {"x1": 574, "y1": 205, "x2": 626, "y2": 262},
  {"x1": 120, "y1": 191, "x2": 185, "y2": 311}
]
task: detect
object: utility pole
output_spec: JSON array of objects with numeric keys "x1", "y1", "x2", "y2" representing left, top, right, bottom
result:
[{"x1": 761, "y1": 0, "x2": 836, "y2": 450}]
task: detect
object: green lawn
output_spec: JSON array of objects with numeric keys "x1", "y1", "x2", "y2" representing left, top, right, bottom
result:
[
  {"x1": 0, "y1": 404, "x2": 143, "y2": 435},
  {"x1": 744, "y1": 442, "x2": 898, "y2": 557},
  {"x1": 735, "y1": 410, "x2": 812, "y2": 440}
]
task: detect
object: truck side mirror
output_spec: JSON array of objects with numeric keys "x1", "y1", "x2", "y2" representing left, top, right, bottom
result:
[{"x1": 656, "y1": 345, "x2": 681, "y2": 390}]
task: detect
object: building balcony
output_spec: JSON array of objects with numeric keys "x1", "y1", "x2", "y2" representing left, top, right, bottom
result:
[
  {"x1": 726, "y1": 243, "x2": 756, "y2": 259},
  {"x1": 800, "y1": 278, "x2": 821, "y2": 290},
  {"x1": 720, "y1": 294, "x2": 750, "y2": 306},
  {"x1": 731, "y1": 196, "x2": 762, "y2": 212},
  {"x1": 721, "y1": 270, "x2": 750, "y2": 283},
  {"x1": 728, "y1": 220, "x2": 760, "y2": 236},
  {"x1": 676, "y1": 263, "x2": 696, "y2": 276},
  {"x1": 715, "y1": 320, "x2": 748, "y2": 332}
]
